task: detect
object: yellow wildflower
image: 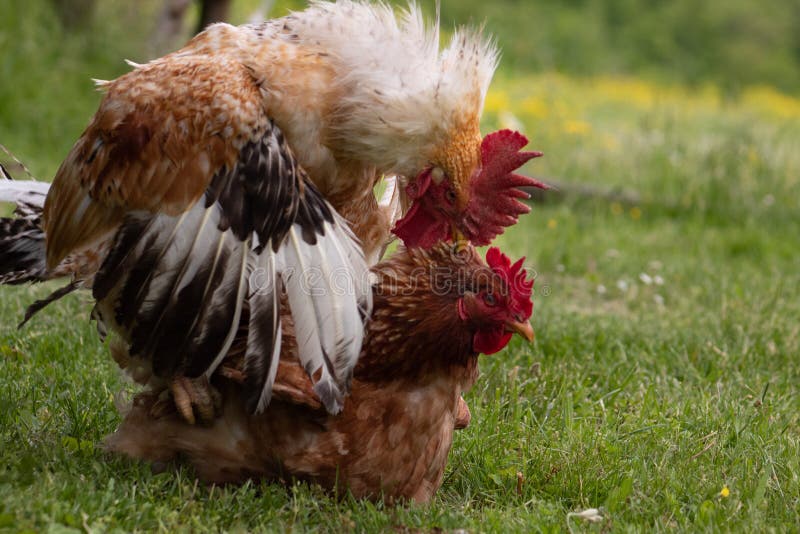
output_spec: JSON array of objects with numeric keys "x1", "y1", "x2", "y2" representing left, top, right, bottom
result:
[
  {"x1": 484, "y1": 90, "x2": 511, "y2": 113},
  {"x1": 741, "y1": 86, "x2": 800, "y2": 119},
  {"x1": 602, "y1": 134, "x2": 620, "y2": 151},
  {"x1": 611, "y1": 202, "x2": 623, "y2": 215},
  {"x1": 720, "y1": 486, "x2": 730, "y2": 498},
  {"x1": 630, "y1": 207, "x2": 642, "y2": 220},
  {"x1": 593, "y1": 77, "x2": 656, "y2": 108},
  {"x1": 520, "y1": 97, "x2": 548, "y2": 119},
  {"x1": 563, "y1": 119, "x2": 591, "y2": 136},
  {"x1": 547, "y1": 218, "x2": 558, "y2": 229}
]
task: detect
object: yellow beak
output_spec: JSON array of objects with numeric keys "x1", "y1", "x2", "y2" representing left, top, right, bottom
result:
[
  {"x1": 505, "y1": 319, "x2": 534, "y2": 342},
  {"x1": 451, "y1": 223, "x2": 468, "y2": 246}
]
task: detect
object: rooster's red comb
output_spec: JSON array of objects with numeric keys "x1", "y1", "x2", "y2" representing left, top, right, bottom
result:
[
  {"x1": 464, "y1": 130, "x2": 547, "y2": 246},
  {"x1": 486, "y1": 246, "x2": 534, "y2": 319}
]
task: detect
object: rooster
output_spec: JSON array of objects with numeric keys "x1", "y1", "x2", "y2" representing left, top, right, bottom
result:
[
  {"x1": 44, "y1": 1, "x2": 546, "y2": 267},
  {"x1": 104, "y1": 242, "x2": 536, "y2": 503},
  {"x1": 0, "y1": 1, "x2": 546, "y2": 418}
]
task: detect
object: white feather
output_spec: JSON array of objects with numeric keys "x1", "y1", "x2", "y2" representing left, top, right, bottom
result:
[
  {"x1": 378, "y1": 175, "x2": 402, "y2": 237},
  {"x1": 241, "y1": 1, "x2": 497, "y2": 176},
  {"x1": 317, "y1": 219, "x2": 366, "y2": 380},
  {"x1": 251, "y1": 245, "x2": 282, "y2": 413},
  {"x1": 134, "y1": 205, "x2": 207, "y2": 320},
  {"x1": 0, "y1": 178, "x2": 50, "y2": 208},
  {"x1": 169, "y1": 207, "x2": 217, "y2": 295},
  {"x1": 276, "y1": 217, "x2": 370, "y2": 413},
  {"x1": 279, "y1": 227, "x2": 332, "y2": 386}
]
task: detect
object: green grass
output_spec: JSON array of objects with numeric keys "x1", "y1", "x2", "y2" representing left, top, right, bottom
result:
[
  {"x1": 2, "y1": 77, "x2": 798, "y2": 531},
  {"x1": 2, "y1": 2, "x2": 800, "y2": 532}
]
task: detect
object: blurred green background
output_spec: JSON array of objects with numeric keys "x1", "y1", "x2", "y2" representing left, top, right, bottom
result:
[{"x1": 2, "y1": 0, "x2": 799, "y2": 178}]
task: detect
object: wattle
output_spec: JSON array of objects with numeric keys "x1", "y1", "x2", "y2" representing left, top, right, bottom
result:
[
  {"x1": 392, "y1": 202, "x2": 450, "y2": 249},
  {"x1": 472, "y1": 327, "x2": 513, "y2": 355}
]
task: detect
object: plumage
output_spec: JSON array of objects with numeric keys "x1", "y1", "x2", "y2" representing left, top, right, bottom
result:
[
  {"x1": 0, "y1": 171, "x2": 105, "y2": 286},
  {"x1": 0, "y1": 1, "x2": 549, "y2": 489},
  {"x1": 2, "y1": 118, "x2": 370, "y2": 416},
  {"x1": 40, "y1": 1, "x2": 542, "y2": 269},
  {"x1": 0, "y1": 171, "x2": 49, "y2": 209},
  {"x1": 86, "y1": 120, "x2": 370, "y2": 414},
  {"x1": 243, "y1": 254, "x2": 282, "y2": 414},
  {"x1": 104, "y1": 242, "x2": 536, "y2": 503}
]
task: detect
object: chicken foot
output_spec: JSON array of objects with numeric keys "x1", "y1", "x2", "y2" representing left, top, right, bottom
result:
[{"x1": 148, "y1": 375, "x2": 222, "y2": 425}]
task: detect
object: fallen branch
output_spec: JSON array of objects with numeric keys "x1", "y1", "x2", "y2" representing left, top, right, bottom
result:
[{"x1": 523, "y1": 176, "x2": 642, "y2": 206}]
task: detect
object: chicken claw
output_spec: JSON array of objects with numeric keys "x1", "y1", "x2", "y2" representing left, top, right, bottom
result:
[
  {"x1": 150, "y1": 376, "x2": 222, "y2": 425},
  {"x1": 217, "y1": 365, "x2": 246, "y2": 383}
]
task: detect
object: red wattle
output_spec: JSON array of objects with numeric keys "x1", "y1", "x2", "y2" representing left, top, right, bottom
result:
[
  {"x1": 392, "y1": 202, "x2": 449, "y2": 249},
  {"x1": 473, "y1": 327, "x2": 513, "y2": 355}
]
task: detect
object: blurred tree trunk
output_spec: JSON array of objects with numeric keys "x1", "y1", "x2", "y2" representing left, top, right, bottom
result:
[
  {"x1": 152, "y1": 0, "x2": 231, "y2": 55},
  {"x1": 156, "y1": 0, "x2": 193, "y2": 41},
  {"x1": 49, "y1": 0, "x2": 97, "y2": 30},
  {"x1": 153, "y1": 0, "x2": 193, "y2": 55},
  {"x1": 196, "y1": 0, "x2": 232, "y2": 33}
]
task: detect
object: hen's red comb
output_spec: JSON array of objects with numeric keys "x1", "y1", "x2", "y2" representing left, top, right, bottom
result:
[
  {"x1": 486, "y1": 246, "x2": 534, "y2": 319},
  {"x1": 464, "y1": 130, "x2": 547, "y2": 246}
]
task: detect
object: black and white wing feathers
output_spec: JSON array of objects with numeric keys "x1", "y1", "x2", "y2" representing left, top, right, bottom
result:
[{"x1": 93, "y1": 120, "x2": 371, "y2": 415}]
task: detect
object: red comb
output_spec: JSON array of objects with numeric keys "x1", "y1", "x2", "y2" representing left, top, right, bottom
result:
[
  {"x1": 486, "y1": 246, "x2": 534, "y2": 319},
  {"x1": 464, "y1": 130, "x2": 547, "y2": 246}
]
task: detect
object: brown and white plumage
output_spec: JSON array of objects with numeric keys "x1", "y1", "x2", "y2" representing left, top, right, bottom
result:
[
  {"x1": 75, "y1": 1, "x2": 535, "y2": 260},
  {"x1": 83, "y1": 116, "x2": 369, "y2": 413},
  {"x1": 36, "y1": 48, "x2": 372, "y2": 412},
  {"x1": 105, "y1": 242, "x2": 536, "y2": 503},
  {"x1": 1, "y1": 1, "x2": 543, "y2": 416}
]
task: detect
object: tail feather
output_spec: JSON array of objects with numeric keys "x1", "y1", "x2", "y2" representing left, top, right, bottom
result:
[
  {"x1": 0, "y1": 173, "x2": 82, "y2": 323},
  {"x1": 0, "y1": 216, "x2": 47, "y2": 284},
  {"x1": 18, "y1": 282, "x2": 80, "y2": 328},
  {"x1": 0, "y1": 172, "x2": 49, "y2": 216},
  {"x1": 0, "y1": 176, "x2": 49, "y2": 284}
]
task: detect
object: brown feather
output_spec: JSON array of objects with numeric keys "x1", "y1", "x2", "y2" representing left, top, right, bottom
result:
[
  {"x1": 43, "y1": 55, "x2": 264, "y2": 268},
  {"x1": 105, "y1": 242, "x2": 515, "y2": 503}
]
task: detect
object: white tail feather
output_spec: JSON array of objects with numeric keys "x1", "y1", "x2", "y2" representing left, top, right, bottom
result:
[
  {"x1": 379, "y1": 175, "x2": 402, "y2": 229},
  {"x1": 280, "y1": 227, "x2": 338, "y2": 410},
  {"x1": 0, "y1": 178, "x2": 50, "y2": 208}
]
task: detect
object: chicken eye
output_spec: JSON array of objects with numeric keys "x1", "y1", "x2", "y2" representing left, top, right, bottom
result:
[
  {"x1": 483, "y1": 292, "x2": 496, "y2": 306},
  {"x1": 445, "y1": 188, "x2": 457, "y2": 204}
]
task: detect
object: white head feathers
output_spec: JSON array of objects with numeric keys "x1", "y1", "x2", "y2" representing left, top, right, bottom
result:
[{"x1": 286, "y1": 1, "x2": 499, "y2": 177}]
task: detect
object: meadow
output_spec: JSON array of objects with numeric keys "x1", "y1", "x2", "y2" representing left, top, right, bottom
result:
[{"x1": 1, "y1": 1, "x2": 800, "y2": 532}]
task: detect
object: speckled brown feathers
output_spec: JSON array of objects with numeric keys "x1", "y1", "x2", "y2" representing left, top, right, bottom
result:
[
  {"x1": 105, "y1": 242, "x2": 528, "y2": 503},
  {"x1": 43, "y1": 56, "x2": 263, "y2": 268},
  {"x1": 354, "y1": 245, "x2": 491, "y2": 382}
]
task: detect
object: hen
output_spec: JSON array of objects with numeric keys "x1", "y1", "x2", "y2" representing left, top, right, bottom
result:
[{"x1": 104, "y1": 242, "x2": 536, "y2": 503}]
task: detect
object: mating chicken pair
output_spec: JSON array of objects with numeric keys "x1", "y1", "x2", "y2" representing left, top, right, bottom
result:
[{"x1": 0, "y1": 1, "x2": 545, "y2": 502}]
